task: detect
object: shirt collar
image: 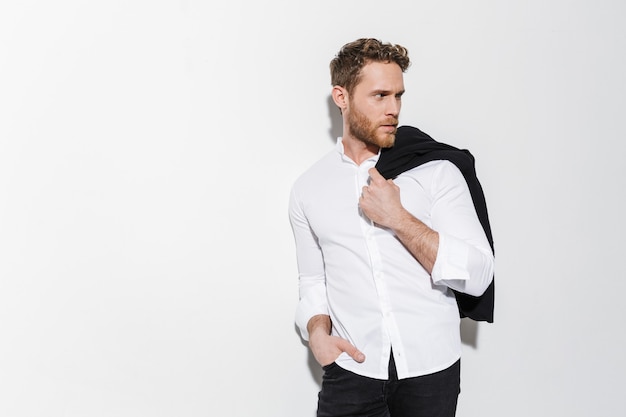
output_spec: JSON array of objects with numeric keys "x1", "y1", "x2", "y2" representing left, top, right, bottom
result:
[{"x1": 336, "y1": 137, "x2": 381, "y2": 165}]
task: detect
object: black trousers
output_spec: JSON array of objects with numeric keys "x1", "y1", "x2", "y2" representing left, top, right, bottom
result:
[{"x1": 317, "y1": 355, "x2": 460, "y2": 417}]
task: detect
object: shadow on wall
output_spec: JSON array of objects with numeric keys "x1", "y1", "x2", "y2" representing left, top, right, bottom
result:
[
  {"x1": 294, "y1": 325, "x2": 323, "y2": 385},
  {"x1": 307, "y1": 343, "x2": 324, "y2": 386},
  {"x1": 460, "y1": 318, "x2": 479, "y2": 348},
  {"x1": 327, "y1": 95, "x2": 342, "y2": 143}
]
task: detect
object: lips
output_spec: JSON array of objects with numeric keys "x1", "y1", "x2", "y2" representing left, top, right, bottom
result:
[{"x1": 380, "y1": 123, "x2": 398, "y2": 133}]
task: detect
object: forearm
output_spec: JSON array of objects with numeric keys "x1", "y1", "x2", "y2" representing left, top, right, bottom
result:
[{"x1": 389, "y1": 208, "x2": 439, "y2": 274}]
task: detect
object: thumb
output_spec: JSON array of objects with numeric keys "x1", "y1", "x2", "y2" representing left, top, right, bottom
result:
[
  {"x1": 368, "y1": 167, "x2": 384, "y2": 181},
  {"x1": 338, "y1": 339, "x2": 366, "y2": 363}
]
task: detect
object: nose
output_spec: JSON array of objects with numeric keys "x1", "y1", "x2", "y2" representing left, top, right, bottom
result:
[{"x1": 386, "y1": 96, "x2": 401, "y2": 117}]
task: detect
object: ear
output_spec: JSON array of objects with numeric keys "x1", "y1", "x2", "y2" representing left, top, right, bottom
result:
[{"x1": 331, "y1": 86, "x2": 348, "y2": 112}]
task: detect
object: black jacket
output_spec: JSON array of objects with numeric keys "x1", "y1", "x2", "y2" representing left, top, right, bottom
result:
[{"x1": 376, "y1": 125, "x2": 495, "y2": 322}]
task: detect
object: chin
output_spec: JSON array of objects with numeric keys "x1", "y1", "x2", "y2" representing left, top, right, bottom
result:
[{"x1": 378, "y1": 134, "x2": 396, "y2": 148}]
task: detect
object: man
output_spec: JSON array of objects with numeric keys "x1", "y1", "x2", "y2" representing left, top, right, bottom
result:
[{"x1": 288, "y1": 38, "x2": 494, "y2": 417}]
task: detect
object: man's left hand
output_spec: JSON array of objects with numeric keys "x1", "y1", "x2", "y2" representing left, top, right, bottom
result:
[{"x1": 359, "y1": 167, "x2": 406, "y2": 228}]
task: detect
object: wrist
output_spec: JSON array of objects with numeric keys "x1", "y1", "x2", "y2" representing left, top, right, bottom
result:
[
  {"x1": 307, "y1": 314, "x2": 331, "y2": 338},
  {"x1": 388, "y1": 207, "x2": 414, "y2": 232}
]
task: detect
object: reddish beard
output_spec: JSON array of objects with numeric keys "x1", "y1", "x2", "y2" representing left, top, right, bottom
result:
[{"x1": 347, "y1": 106, "x2": 398, "y2": 149}]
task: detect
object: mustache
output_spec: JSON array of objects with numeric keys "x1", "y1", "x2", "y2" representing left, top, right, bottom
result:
[{"x1": 381, "y1": 119, "x2": 399, "y2": 126}]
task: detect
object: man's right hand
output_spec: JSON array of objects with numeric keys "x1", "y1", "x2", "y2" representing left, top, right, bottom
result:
[{"x1": 307, "y1": 315, "x2": 365, "y2": 366}]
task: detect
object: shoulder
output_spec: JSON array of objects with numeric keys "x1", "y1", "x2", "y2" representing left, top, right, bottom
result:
[
  {"x1": 396, "y1": 160, "x2": 468, "y2": 197},
  {"x1": 293, "y1": 148, "x2": 340, "y2": 182},
  {"x1": 290, "y1": 149, "x2": 338, "y2": 194},
  {"x1": 401, "y1": 159, "x2": 462, "y2": 180}
]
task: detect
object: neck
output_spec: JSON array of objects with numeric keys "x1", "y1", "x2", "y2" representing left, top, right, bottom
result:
[{"x1": 341, "y1": 133, "x2": 379, "y2": 165}]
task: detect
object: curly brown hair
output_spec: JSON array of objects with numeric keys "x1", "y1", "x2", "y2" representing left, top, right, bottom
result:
[{"x1": 330, "y1": 38, "x2": 411, "y2": 93}]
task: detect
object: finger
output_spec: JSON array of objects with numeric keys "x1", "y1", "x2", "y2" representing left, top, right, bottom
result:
[
  {"x1": 338, "y1": 339, "x2": 366, "y2": 363},
  {"x1": 368, "y1": 167, "x2": 385, "y2": 182},
  {"x1": 349, "y1": 348, "x2": 366, "y2": 363}
]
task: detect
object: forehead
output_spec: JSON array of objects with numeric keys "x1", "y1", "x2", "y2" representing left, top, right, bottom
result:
[{"x1": 356, "y1": 61, "x2": 405, "y2": 91}]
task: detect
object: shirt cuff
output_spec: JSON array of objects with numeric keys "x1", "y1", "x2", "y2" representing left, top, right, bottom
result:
[
  {"x1": 431, "y1": 233, "x2": 471, "y2": 283},
  {"x1": 295, "y1": 288, "x2": 329, "y2": 341}
]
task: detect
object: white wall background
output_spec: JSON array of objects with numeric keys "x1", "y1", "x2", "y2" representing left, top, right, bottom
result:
[{"x1": 1, "y1": 1, "x2": 625, "y2": 416}]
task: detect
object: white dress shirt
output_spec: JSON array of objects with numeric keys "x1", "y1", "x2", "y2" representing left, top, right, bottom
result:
[{"x1": 289, "y1": 138, "x2": 494, "y2": 380}]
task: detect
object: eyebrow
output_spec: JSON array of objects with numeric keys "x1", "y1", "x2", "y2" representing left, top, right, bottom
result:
[{"x1": 373, "y1": 89, "x2": 405, "y2": 96}]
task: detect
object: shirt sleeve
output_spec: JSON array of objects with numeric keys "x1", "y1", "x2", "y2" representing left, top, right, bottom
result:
[
  {"x1": 288, "y1": 187, "x2": 329, "y2": 341},
  {"x1": 428, "y1": 161, "x2": 494, "y2": 297}
]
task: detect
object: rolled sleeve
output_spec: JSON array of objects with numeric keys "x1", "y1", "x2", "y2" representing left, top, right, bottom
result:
[
  {"x1": 432, "y1": 233, "x2": 470, "y2": 281},
  {"x1": 431, "y1": 233, "x2": 494, "y2": 297},
  {"x1": 429, "y1": 162, "x2": 495, "y2": 297}
]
